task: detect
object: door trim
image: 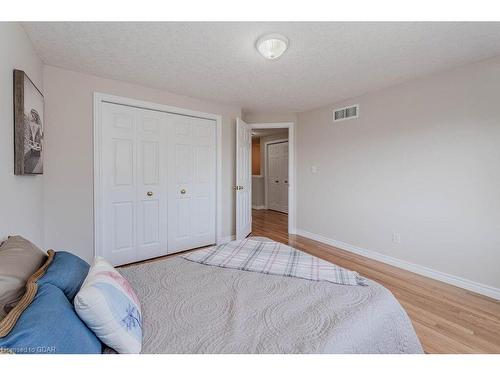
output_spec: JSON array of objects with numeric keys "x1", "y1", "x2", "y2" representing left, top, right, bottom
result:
[
  {"x1": 250, "y1": 122, "x2": 296, "y2": 234},
  {"x1": 264, "y1": 139, "x2": 289, "y2": 213},
  {"x1": 93, "y1": 92, "x2": 223, "y2": 259}
]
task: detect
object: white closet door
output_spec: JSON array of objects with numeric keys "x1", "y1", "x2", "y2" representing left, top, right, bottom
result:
[
  {"x1": 135, "y1": 108, "x2": 167, "y2": 260},
  {"x1": 166, "y1": 113, "x2": 216, "y2": 253},
  {"x1": 267, "y1": 141, "x2": 289, "y2": 214},
  {"x1": 101, "y1": 103, "x2": 167, "y2": 266}
]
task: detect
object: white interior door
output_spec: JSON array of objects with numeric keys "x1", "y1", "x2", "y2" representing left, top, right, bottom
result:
[
  {"x1": 166, "y1": 113, "x2": 216, "y2": 253},
  {"x1": 101, "y1": 103, "x2": 167, "y2": 266},
  {"x1": 235, "y1": 118, "x2": 252, "y2": 239},
  {"x1": 267, "y1": 141, "x2": 289, "y2": 214}
]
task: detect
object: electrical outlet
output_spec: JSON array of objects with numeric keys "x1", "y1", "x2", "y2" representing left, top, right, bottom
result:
[
  {"x1": 392, "y1": 232, "x2": 401, "y2": 244},
  {"x1": 311, "y1": 165, "x2": 318, "y2": 173}
]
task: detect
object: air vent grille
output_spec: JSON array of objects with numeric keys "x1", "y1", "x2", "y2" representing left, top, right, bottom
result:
[{"x1": 333, "y1": 105, "x2": 359, "y2": 122}]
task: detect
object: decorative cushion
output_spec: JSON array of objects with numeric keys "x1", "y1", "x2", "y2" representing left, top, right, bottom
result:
[
  {"x1": 0, "y1": 236, "x2": 47, "y2": 319},
  {"x1": 0, "y1": 283, "x2": 102, "y2": 354},
  {"x1": 74, "y1": 257, "x2": 142, "y2": 354},
  {"x1": 38, "y1": 251, "x2": 90, "y2": 302},
  {"x1": 0, "y1": 251, "x2": 54, "y2": 338}
]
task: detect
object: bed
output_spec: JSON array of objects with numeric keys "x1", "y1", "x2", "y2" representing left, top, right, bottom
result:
[{"x1": 119, "y1": 238, "x2": 423, "y2": 354}]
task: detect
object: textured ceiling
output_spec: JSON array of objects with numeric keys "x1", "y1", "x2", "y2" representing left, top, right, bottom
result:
[{"x1": 22, "y1": 22, "x2": 500, "y2": 113}]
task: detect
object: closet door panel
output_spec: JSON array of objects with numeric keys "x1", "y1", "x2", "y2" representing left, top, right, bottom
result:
[
  {"x1": 167, "y1": 114, "x2": 216, "y2": 253},
  {"x1": 141, "y1": 140, "x2": 159, "y2": 185},
  {"x1": 193, "y1": 144, "x2": 212, "y2": 236},
  {"x1": 136, "y1": 109, "x2": 167, "y2": 260},
  {"x1": 175, "y1": 144, "x2": 191, "y2": 181},
  {"x1": 176, "y1": 198, "x2": 191, "y2": 239},
  {"x1": 101, "y1": 103, "x2": 168, "y2": 266},
  {"x1": 114, "y1": 139, "x2": 134, "y2": 186},
  {"x1": 194, "y1": 197, "x2": 211, "y2": 234},
  {"x1": 141, "y1": 200, "x2": 160, "y2": 245},
  {"x1": 138, "y1": 139, "x2": 160, "y2": 248},
  {"x1": 112, "y1": 201, "x2": 134, "y2": 250},
  {"x1": 101, "y1": 104, "x2": 138, "y2": 265}
]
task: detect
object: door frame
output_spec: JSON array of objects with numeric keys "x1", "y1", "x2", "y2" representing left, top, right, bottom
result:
[
  {"x1": 250, "y1": 122, "x2": 296, "y2": 234},
  {"x1": 93, "y1": 92, "x2": 223, "y2": 258},
  {"x1": 264, "y1": 139, "x2": 289, "y2": 213}
]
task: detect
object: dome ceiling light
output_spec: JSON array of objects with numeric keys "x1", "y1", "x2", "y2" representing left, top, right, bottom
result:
[{"x1": 256, "y1": 34, "x2": 289, "y2": 60}]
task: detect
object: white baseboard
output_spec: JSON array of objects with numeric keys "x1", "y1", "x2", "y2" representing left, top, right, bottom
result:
[
  {"x1": 252, "y1": 205, "x2": 267, "y2": 210},
  {"x1": 296, "y1": 229, "x2": 500, "y2": 301},
  {"x1": 217, "y1": 235, "x2": 235, "y2": 244}
]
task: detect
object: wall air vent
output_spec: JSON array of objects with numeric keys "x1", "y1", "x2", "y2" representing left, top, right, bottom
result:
[{"x1": 333, "y1": 104, "x2": 359, "y2": 122}]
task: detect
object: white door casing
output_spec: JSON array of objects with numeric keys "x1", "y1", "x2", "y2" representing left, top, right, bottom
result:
[
  {"x1": 235, "y1": 118, "x2": 252, "y2": 239},
  {"x1": 267, "y1": 141, "x2": 289, "y2": 213},
  {"x1": 166, "y1": 113, "x2": 216, "y2": 253}
]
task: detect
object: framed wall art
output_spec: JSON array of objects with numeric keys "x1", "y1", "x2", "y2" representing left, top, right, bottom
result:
[{"x1": 13, "y1": 69, "x2": 44, "y2": 175}]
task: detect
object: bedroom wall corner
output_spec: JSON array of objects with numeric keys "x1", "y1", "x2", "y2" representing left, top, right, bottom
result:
[{"x1": 0, "y1": 23, "x2": 44, "y2": 247}]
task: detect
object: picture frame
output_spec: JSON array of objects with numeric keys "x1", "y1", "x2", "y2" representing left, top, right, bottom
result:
[{"x1": 13, "y1": 69, "x2": 44, "y2": 175}]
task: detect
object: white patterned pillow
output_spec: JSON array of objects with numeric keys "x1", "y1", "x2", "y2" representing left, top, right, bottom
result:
[{"x1": 74, "y1": 257, "x2": 142, "y2": 354}]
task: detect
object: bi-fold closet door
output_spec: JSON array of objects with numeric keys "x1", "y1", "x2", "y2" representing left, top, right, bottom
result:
[
  {"x1": 166, "y1": 113, "x2": 216, "y2": 253},
  {"x1": 100, "y1": 102, "x2": 216, "y2": 266}
]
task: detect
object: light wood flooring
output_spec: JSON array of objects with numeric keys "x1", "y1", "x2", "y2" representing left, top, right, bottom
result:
[{"x1": 252, "y1": 209, "x2": 500, "y2": 354}]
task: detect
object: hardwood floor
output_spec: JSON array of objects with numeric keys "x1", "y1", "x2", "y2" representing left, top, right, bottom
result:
[{"x1": 252, "y1": 209, "x2": 500, "y2": 354}]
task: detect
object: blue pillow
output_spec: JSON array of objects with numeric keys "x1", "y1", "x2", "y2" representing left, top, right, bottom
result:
[
  {"x1": 37, "y1": 251, "x2": 89, "y2": 301},
  {"x1": 0, "y1": 283, "x2": 102, "y2": 354}
]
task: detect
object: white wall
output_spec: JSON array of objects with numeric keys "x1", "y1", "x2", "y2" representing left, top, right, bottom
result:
[
  {"x1": 244, "y1": 112, "x2": 297, "y2": 124},
  {"x1": 297, "y1": 57, "x2": 500, "y2": 292},
  {"x1": 252, "y1": 176, "x2": 265, "y2": 207},
  {"x1": 43, "y1": 66, "x2": 241, "y2": 262},
  {"x1": 0, "y1": 23, "x2": 44, "y2": 246}
]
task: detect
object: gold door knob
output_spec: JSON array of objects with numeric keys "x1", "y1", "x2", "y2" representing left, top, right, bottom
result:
[
  {"x1": 180, "y1": 189, "x2": 186, "y2": 194},
  {"x1": 147, "y1": 191, "x2": 153, "y2": 197}
]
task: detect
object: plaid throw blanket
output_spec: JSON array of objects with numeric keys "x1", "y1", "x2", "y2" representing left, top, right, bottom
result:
[{"x1": 182, "y1": 238, "x2": 366, "y2": 286}]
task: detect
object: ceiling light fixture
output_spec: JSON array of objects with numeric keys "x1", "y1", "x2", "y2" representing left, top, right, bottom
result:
[{"x1": 256, "y1": 34, "x2": 288, "y2": 60}]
